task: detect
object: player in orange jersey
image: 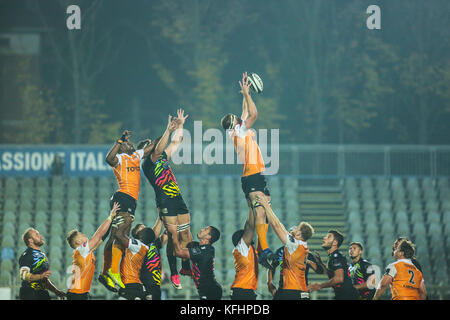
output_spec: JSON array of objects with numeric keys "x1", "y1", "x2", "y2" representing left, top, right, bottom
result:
[
  {"x1": 373, "y1": 239, "x2": 427, "y2": 300},
  {"x1": 65, "y1": 202, "x2": 120, "y2": 300},
  {"x1": 115, "y1": 218, "x2": 165, "y2": 300},
  {"x1": 230, "y1": 199, "x2": 258, "y2": 300},
  {"x1": 100, "y1": 127, "x2": 174, "y2": 292},
  {"x1": 220, "y1": 72, "x2": 276, "y2": 271},
  {"x1": 256, "y1": 194, "x2": 314, "y2": 300}
]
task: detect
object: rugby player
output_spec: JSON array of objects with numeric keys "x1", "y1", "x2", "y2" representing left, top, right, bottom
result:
[
  {"x1": 230, "y1": 199, "x2": 258, "y2": 300},
  {"x1": 18, "y1": 228, "x2": 65, "y2": 300},
  {"x1": 373, "y1": 239, "x2": 426, "y2": 300},
  {"x1": 100, "y1": 129, "x2": 162, "y2": 291},
  {"x1": 171, "y1": 226, "x2": 222, "y2": 300},
  {"x1": 256, "y1": 194, "x2": 314, "y2": 300},
  {"x1": 308, "y1": 230, "x2": 359, "y2": 300},
  {"x1": 348, "y1": 242, "x2": 376, "y2": 300},
  {"x1": 267, "y1": 227, "x2": 324, "y2": 299},
  {"x1": 142, "y1": 109, "x2": 191, "y2": 289},
  {"x1": 65, "y1": 202, "x2": 120, "y2": 300},
  {"x1": 220, "y1": 72, "x2": 275, "y2": 270}
]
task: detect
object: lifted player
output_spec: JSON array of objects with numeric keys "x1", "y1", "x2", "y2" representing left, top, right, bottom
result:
[
  {"x1": 220, "y1": 72, "x2": 275, "y2": 270},
  {"x1": 100, "y1": 130, "x2": 159, "y2": 291},
  {"x1": 142, "y1": 109, "x2": 192, "y2": 289}
]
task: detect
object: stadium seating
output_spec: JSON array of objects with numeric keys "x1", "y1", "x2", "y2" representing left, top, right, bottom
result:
[{"x1": 1, "y1": 175, "x2": 449, "y2": 299}]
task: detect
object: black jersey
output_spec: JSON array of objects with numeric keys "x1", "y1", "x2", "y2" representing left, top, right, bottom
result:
[
  {"x1": 140, "y1": 239, "x2": 162, "y2": 290},
  {"x1": 18, "y1": 247, "x2": 50, "y2": 291},
  {"x1": 327, "y1": 250, "x2": 359, "y2": 300},
  {"x1": 274, "y1": 246, "x2": 323, "y2": 288},
  {"x1": 349, "y1": 257, "x2": 375, "y2": 300},
  {"x1": 142, "y1": 151, "x2": 181, "y2": 204},
  {"x1": 188, "y1": 243, "x2": 220, "y2": 292}
]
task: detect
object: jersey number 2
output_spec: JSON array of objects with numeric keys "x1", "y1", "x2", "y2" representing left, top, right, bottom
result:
[{"x1": 408, "y1": 270, "x2": 416, "y2": 285}]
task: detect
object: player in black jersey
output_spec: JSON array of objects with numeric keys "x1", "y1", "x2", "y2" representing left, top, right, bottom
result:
[
  {"x1": 348, "y1": 242, "x2": 376, "y2": 300},
  {"x1": 18, "y1": 228, "x2": 65, "y2": 300},
  {"x1": 172, "y1": 225, "x2": 222, "y2": 300},
  {"x1": 308, "y1": 230, "x2": 359, "y2": 300},
  {"x1": 142, "y1": 109, "x2": 191, "y2": 289},
  {"x1": 267, "y1": 226, "x2": 324, "y2": 299}
]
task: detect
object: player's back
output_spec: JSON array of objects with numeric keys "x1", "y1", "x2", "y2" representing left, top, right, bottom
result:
[
  {"x1": 386, "y1": 259, "x2": 423, "y2": 300},
  {"x1": 282, "y1": 235, "x2": 308, "y2": 291},
  {"x1": 231, "y1": 241, "x2": 258, "y2": 291},
  {"x1": 120, "y1": 239, "x2": 148, "y2": 285}
]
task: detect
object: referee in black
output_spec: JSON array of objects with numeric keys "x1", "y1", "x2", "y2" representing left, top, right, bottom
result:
[{"x1": 18, "y1": 228, "x2": 66, "y2": 300}]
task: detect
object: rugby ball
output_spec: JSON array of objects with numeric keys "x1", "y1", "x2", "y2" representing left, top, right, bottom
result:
[{"x1": 247, "y1": 73, "x2": 263, "y2": 94}]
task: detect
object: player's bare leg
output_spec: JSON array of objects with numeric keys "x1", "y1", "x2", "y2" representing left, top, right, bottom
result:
[
  {"x1": 177, "y1": 213, "x2": 193, "y2": 276},
  {"x1": 163, "y1": 215, "x2": 184, "y2": 289}
]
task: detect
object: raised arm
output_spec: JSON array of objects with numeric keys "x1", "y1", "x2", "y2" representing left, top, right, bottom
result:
[
  {"x1": 373, "y1": 274, "x2": 393, "y2": 300},
  {"x1": 150, "y1": 115, "x2": 178, "y2": 163},
  {"x1": 165, "y1": 109, "x2": 189, "y2": 160},
  {"x1": 418, "y1": 279, "x2": 427, "y2": 300},
  {"x1": 88, "y1": 202, "x2": 120, "y2": 251},
  {"x1": 256, "y1": 194, "x2": 288, "y2": 244},
  {"x1": 241, "y1": 95, "x2": 249, "y2": 120},
  {"x1": 239, "y1": 72, "x2": 258, "y2": 129},
  {"x1": 106, "y1": 130, "x2": 130, "y2": 167},
  {"x1": 241, "y1": 199, "x2": 255, "y2": 246}
]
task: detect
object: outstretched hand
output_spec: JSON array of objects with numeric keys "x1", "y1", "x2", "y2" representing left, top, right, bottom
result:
[
  {"x1": 120, "y1": 130, "x2": 131, "y2": 142},
  {"x1": 176, "y1": 108, "x2": 189, "y2": 126},
  {"x1": 239, "y1": 72, "x2": 250, "y2": 96},
  {"x1": 109, "y1": 202, "x2": 121, "y2": 220}
]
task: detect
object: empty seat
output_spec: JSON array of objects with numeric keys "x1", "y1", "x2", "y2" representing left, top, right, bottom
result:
[{"x1": 394, "y1": 210, "x2": 408, "y2": 225}]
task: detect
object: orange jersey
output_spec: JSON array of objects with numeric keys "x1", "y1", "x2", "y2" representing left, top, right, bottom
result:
[
  {"x1": 120, "y1": 238, "x2": 148, "y2": 285},
  {"x1": 282, "y1": 234, "x2": 309, "y2": 291},
  {"x1": 112, "y1": 149, "x2": 144, "y2": 200},
  {"x1": 68, "y1": 242, "x2": 95, "y2": 294},
  {"x1": 230, "y1": 120, "x2": 265, "y2": 177},
  {"x1": 231, "y1": 239, "x2": 258, "y2": 291},
  {"x1": 385, "y1": 259, "x2": 424, "y2": 300}
]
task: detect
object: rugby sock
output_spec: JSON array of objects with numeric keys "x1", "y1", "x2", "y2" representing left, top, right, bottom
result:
[
  {"x1": 255, "y1": 223, "x2": 269, "y2": 252},
  {"x1": 111, "y1": 244, "x2": 123, "y2": 274},
  {"x1": 167, "y1": 250, "x2": 178, "y2": 276},
  {"x1": 181, "y1": 259, "x2": 191, "y2": 271},
  {"x1": 103, "y1": 248, "x2": 112, "y2": 275}
]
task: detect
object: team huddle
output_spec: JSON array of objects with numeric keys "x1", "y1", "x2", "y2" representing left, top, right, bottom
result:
[{"x1": 17, "y1": 73, "x2": 427, "y2": 300}]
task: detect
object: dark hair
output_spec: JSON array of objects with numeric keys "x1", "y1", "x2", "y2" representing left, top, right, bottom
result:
[
  {"x1": 138, "y1": 228, "x2": 156, "y2": 245},
  {"x1": 350, "y1": 241, "x2": 364, "y2": 251},
  {"x1": 220, "y1": 114, "x2": 234, "y2": 130},
  {"x1": 131, "y1": 224, "x2": 144, "y2": 239},
  {"x1": 208, "y1": 226, "x2": 221, "y2": 244},
  {"x1": 232, "y1": 229, "x2": 245, "y2": 247},
  {"x1": 398, "y1": 239, "x2": 415, "y2": 259},
  {"x1": 137, "y1": 139, "x2": 151, "y2": 150},
  {"x1": 66, "y1": 230, "x2": 79, "y2": 249},
  {"x1": 149, "y1": 137, "x2": 162, "y2": 155},
  {"x1": 328, "y1": 229, "x2": 344, "y2": 248}
]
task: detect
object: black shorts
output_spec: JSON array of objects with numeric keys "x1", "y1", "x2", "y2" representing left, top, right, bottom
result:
[
  {"x1": 274, "y1": 289, "x2": 310, "y2": 300},
  {"x1": 66, "y1": 292, "x2": 89, "y2": 300},
  {"x1": 241, "y1": 172, "x2": 270, "y2": 199},
  {"x1": 119, "y1": 283, "x2": 145, "y2": 300},
  {"x1": 231, "y1": 288, "x2": 257, "y2": 300},
  {"x1": 143, "y1": 283, "x2": 161, "y2": 300},
  {"x1": 110, "y1": 192, "x2": 137, "y2": 216},
  {"x1": 198, "y1": 281, "x2": 222, "y2": 300},
  {"x1": 19, "y1": 287, "x2": 50, "y2": 300},
  {"x1": 158, "y1": 195, "x2": 189, "y2": 217}
]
